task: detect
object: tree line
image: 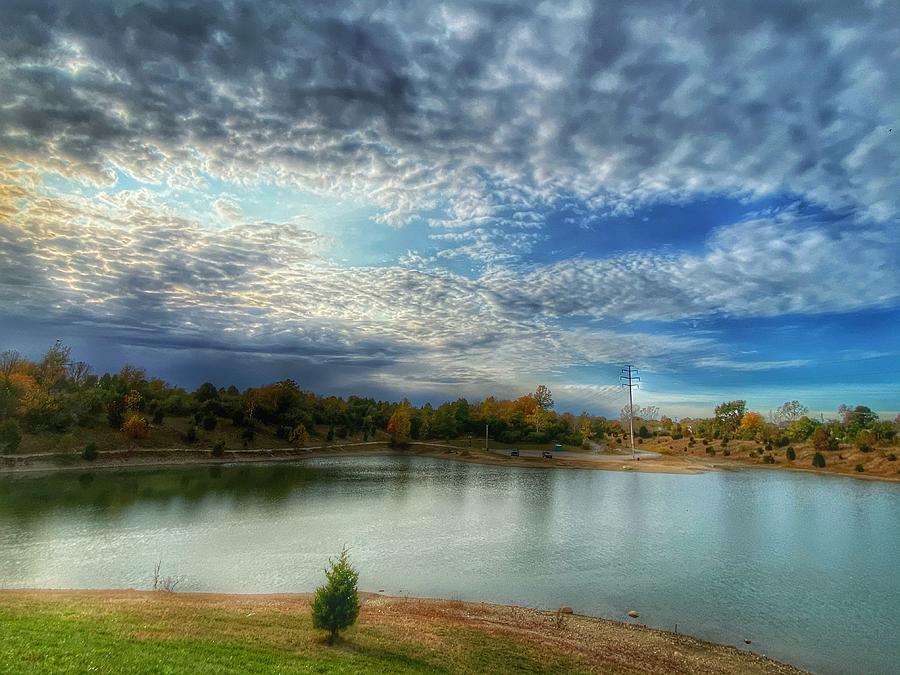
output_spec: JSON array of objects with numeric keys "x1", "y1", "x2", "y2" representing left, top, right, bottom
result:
[
  {"x1": 0, "y1": 343, "x2": 607, "y2": 453},
  {"x1": 0, "y1": 342, "x2": 895, "y2": 456}
]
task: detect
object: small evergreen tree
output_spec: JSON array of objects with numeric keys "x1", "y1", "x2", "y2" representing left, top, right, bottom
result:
[
  {"x1": 812, "y1": 451, "x2": 826, "y2": 468},
  {"x1": 786, "y1": 447, "x2": 796, "y2": 461},
  {"x1": 311, "y1": 547, "x2": 359, "y2": 643}
]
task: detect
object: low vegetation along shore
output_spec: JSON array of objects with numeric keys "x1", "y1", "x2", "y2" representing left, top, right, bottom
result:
[{"x1": 0, "y1": 590, "x2": 803, "y2": 674}]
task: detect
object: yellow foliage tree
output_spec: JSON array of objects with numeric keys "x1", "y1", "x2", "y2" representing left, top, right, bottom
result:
[
  {"x1": 124, "y1": 389, "x2": 143, "y2": 411},
  {"x1": 289, "y1": 423, "x2": 310, "y2": 446},
  {"x1": 386, "y1": 405, "x2": 412, "y2": 445},
  {"x1": 122, "y1": 413, "x2": 149, "y2": 439}
]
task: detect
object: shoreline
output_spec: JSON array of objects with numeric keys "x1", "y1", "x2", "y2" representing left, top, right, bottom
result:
[
  {"x1": 0, "y1": 589, "x2": 805, "y2": 674},
  {"x1": 0, "y1": 442, "x2": 713, "y2": 476},
  {"x1": 3, "y1": 441, "x2": 899, "y2": 483}
]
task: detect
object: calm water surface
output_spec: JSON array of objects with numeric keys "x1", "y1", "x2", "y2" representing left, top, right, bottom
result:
[{"x1": 1, "y1": 456, "x2": 898, "y2": 674}]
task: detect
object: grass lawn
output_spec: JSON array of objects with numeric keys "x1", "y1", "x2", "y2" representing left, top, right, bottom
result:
[
  {"x1": 0, "y1": 592, "x2": 583, "y2": 675},
  {"x1": 0, "y1": 591, "x2": 801, "y2": 675}
]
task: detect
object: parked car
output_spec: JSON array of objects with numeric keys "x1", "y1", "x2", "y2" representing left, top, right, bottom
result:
[
  {"x1": 542, "y1": 451, "x2": 553, "y2": 459},
  {"x1": 510, "y1": 449, "x2": 519, "y2": 457}
]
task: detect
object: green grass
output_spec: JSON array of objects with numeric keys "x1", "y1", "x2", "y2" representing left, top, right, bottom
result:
[{"x1": 0, "y1": 594, "x2": 584, "y2": 674}]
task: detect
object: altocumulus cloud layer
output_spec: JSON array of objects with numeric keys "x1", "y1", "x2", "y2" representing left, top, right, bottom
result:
[{"x1": 1, "y1": 0, "x2": 899, "y2": 414}]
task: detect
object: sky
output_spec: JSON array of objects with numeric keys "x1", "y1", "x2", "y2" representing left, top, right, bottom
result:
[{"x1": 1, "y1": 0, "x2": 898, "y2": 419}]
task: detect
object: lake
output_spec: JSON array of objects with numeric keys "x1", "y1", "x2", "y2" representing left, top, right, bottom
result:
[{"x1": 1, "y1": 456, "x2": 898, "y2": 674}]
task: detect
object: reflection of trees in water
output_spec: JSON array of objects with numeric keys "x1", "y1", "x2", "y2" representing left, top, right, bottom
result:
[
  {"x1": 0, "y1": 464, "x2": 313, "y2": 524},
  {"x1": 0, "y1": 457, "x2": 426, "y2": 527}
]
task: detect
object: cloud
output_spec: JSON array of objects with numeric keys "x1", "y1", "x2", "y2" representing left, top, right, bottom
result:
[
  {"x1": 481, "y1": 211, "x2": 900, "y2": 321},
  {"x1": 1, "y1": 1, "x2": 898, "y2": 415},
  {"x1": 1, "y1": 0, "x2": 898, "y2": 238},
  {"x1": 0, "y1": 179, "x2": 725, "y2": 398},
  {"x1": 212, "y1": 196, "x2": 242, "y2": 221}
]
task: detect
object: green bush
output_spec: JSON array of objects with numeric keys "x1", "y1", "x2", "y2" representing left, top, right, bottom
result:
[
  {"x1": 763, "y1": 454, "x2": 775, "y2": 464},
  {"x1": 82, "y1": 442, "x2": 98, "y2": 461},
  {"x1": 201, "y1": 415, "x2": 217, "y2": 431},
  {"x1": 812, "y1": 452, "x2": 826, "y2": 468},
  {"x1": 241, "y1": 428, "x2": 254, "y2": 447},
  {"x1": 786, "y1": 447, "x2": 796, "y2": 461},
  {"x1": 184, "y1": 426, "x2": 198, "y2": 444},
  {"x1": 723, "y1": 449, "x2": 731, "y2": 456},
  {"x1": 312, "y1": 547, "x2": 359, "y2": 643},
  {"x1": 706, "y1": 447, "x2": 716, "y2": 455},
  {"x1": 211, "y1": 441, "x2": 225, "y2": 457},
  {"x1": 0, "y1": 420, "x2": 22, "y2": 454},
  {"x1": 855, "y1": 463, "x2": 865, "y2": 472},
  {"x1": 775, "y1": 436, "x2": 790, "y2": 448},
  {"x1": 888, "y1": 453, "x2": 897, "y2": 462}
]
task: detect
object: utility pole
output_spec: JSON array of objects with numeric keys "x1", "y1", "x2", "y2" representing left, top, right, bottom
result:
[
  {"x1": 620, "y1": 365, "x2": 640, "y2": 458},
  {"x1": 484, "y1": 424, "x2": 489, "y2": 451}
]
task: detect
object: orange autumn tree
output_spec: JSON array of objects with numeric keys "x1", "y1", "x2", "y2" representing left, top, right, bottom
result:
[
  {"x1": 739, "y1": 411, "x2": 765, "y2": 439},
  {"x1": 386, "y1": 403, "x2": 412, "y2": 446}
]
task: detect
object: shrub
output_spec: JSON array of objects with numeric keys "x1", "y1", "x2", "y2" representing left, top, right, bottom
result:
[
  {"x1": 211, "y1": 441, "x2": 225, "y2": 457},
  {"x1": 671, "y1": 432, "x2": 683, "y2": 440},
  {"x1": 151, "y1": 408, "x2": 164, "y2": 425},
  {"x1": 122, "y1": 414, "x2": 149, "y2": 439},
  {"x1": 326, "y1": 426, "x2": 335, "y2": 441},
  {"x1": 764, "y1": 443, "x2": 773, "y2": 453},
  {"x1": 241, "y1": 428, "x2": 254, "y2": 447},
  {"x1": 763, "y1": 454, "x2": 775, "y2": 464},
  {"x1": 813, "y1": 427, "x2": 838, "y2": 452},
  {"x1": 637, "y1": 438, "x2": 643, "y2": 444},
  {"x1": 706, "y1": 447, "x2": 716, "y2": 455},
  {"x1": 184, "y1": 426, "x2": 198, "y2": 444},
  {"x1": 786, "y1": 447, "x2": 796, "y2": 461},
  {"x1": 888, "y1": 453, "x2": 897, "y2": 462},
  {"x1": 201, "y1": 415, "x2": 217, "y2": 431},
  {"x1": 855, "y1": 429, "x2": 876, "y2": 453},
  {"x1": 82, "y1": 442, "x2": 98, "y2": 461},
  {"x1": 723, "y1": 449, "x2": 731, "y2": 456},
  {"x1": 289, "y1": 424, "x2": 310, "y2": 446},
  {"x1": 688, "y1": 438, "x2": 695, "y2": 446},
  {"x1": 855, "y1": 463, "x2": 865, "y2": 473},
  {"x1": 812, "y1": 452, "x2": 826, "y2": 468},
  {"x1": 775, "y1": 436, "x2": 790, "y2": 448},
  {"x1": 638, "y1": 425, "x2": 650, "y2": 439},
  {"x1": 720, "y1": 438, "x2": 728, "y2": 447},
  {"x1": 311, "y1": 547, "x2": 359, "y2": 643},
  {"x1": 0, "y1": 420, "x2": 22, "y2": 454}
]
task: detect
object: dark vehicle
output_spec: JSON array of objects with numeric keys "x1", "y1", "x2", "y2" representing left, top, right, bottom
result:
[
  {"x1": 510, "y1": 449, "x2": 519, "y2": 457},
  {"x1": 542, "y1": 451, "x2": 553, "y2": 459}
]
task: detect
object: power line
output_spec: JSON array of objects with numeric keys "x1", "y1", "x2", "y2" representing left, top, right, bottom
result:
[{"x1": 620, "y1": 365, "x2": 640, "y2": 458}]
